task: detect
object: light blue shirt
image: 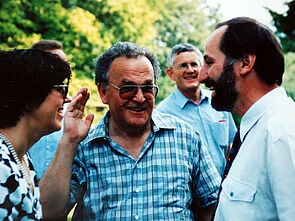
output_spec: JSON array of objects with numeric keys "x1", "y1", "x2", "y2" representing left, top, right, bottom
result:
[
  {"x1": 156, "y1": 87, "x2": 237, "y2": 175},
  {"x1": 68, "y1": 110, "x2": 221, "y2": 220},
  {"x1": 215, "y1": 87, "x2": 295, "y2": 221},
  {"x1": 29, "y1": 103, "x2": 69, "y2": 180}
]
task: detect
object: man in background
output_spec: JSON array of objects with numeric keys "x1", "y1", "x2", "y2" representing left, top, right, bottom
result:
[
  {"x1": 29, "y1": 40, "x2": 70, "y2": 180},
  {"x1": 157, "y1": 43, "x2": 236, "y2": 175}
]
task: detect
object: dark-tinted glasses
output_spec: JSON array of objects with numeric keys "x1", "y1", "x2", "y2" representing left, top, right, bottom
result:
[
  {"x1": 108, "y1": 82, "x2": 158, "y2": 100},
  {"x1": 53, "y1": 84, "x2": 69, "y2": 99}
]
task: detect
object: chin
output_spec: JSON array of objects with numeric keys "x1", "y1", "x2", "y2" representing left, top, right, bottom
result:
[
  {"x1": 127, "y1": 119, "x2": 149, "y2": 129},
  {"x1": 53, "y1": 121, "x2": 62, "y2": 132}
]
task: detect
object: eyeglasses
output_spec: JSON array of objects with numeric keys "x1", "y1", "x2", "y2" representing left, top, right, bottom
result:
[
  {"x1": 53, "y1": 84, "x2": 68, "y2": 99},
  {"x1": 107, "y1": 82, "x2": 158, "y2": 100},
  {"x1": 175, "y1": 62, "x2": 200, "y2": 71}
]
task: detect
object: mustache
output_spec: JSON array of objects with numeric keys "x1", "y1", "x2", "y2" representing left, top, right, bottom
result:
[{"x1": 203, "y1": 78, "x2": 217, "y2": 90}]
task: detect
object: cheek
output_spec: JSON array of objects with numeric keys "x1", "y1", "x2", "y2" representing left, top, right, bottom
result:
[
  {"x1": 209, "y1": 65, "x2": 222, "y2": 80},
  {"x1": 148, "y1": 100, "x2": 155, "y2": 110}
]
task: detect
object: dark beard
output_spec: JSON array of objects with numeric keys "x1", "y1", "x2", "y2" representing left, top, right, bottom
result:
[{"x1": 205, "y1": 61, "x2": 238, "y2": 111}]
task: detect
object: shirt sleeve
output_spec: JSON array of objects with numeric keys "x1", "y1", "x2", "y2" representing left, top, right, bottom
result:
[
  {"x1": 68, "y1": 149, "x2": 88, "y2": 211},
  {"x1": 192, "y1": 136, "x2": 221, "y2": 208},
  {"x1": 268, "y1": 134, "x2": 295, "y2": 220}
]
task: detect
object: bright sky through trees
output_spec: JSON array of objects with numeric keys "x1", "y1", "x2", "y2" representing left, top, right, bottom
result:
[{"x1": 206, "y1": 0, "x2": 291, "y2": 29}]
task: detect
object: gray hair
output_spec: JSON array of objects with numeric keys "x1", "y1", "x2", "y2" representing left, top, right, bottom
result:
[
  {"x1": 95, "y1": 42, "x2": 161, "y2": 85},
  {"x1": 167, "y1": 43, "x2": 203, "y2": 68}
]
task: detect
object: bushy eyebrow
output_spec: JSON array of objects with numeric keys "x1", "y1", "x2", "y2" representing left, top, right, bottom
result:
[{"x1": 121, "y1": 79, "x2": 154, "y2": 85}]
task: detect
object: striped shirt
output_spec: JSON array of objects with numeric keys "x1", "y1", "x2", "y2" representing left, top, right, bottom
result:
[{"x1": 68, "y1": 110, "x2": 221, "y2": 220}]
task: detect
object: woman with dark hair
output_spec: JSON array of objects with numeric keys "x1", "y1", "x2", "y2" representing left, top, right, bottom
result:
[{"x1": 0, "y1": 49, "x2": 93, "y2": 220}]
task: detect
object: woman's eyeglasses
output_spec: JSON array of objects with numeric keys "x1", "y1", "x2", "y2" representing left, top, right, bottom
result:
[
  {"x1": 108, "y1": 82, "x2": 158, "y2": 100},
  {"x1": 53, "y1": 84, "x2": 68, "y2": 99}
]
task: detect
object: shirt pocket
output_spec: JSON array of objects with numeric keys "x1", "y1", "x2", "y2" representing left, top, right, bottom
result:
[
  {"x1": 222, "y1": 176, "x2": 256, "y2": 202},
  {"x1": 209, "y1": 121, "x2": 228, "y2": 151}
]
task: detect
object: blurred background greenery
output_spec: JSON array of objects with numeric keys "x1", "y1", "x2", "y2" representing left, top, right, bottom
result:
[{"x1": 1, "y1": 0, "x2": 294, "y2": 127}]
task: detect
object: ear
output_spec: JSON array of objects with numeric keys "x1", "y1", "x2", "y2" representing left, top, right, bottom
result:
[
  {"x1": 97, "y1": 83, "x2": 109, "y2": 104},
  {"x1": 240, "y1": 54, "x2": 256, "y2": 76},
  {"x1": 166, "y1": 68, "x2": 175, "y2": 81}
]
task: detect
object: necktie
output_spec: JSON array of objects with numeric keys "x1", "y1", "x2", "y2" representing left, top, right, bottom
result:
[
  {"x1": 222, "y1": 129, "x2": 242, "y2": 180},
  {"x1": 216, "y1": 129, "x2": 242, "y2": 205}
]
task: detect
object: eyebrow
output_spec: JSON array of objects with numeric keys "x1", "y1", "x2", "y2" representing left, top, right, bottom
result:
[{"x1": 121, "y1": 79, "x2": 154, "y2": 85}]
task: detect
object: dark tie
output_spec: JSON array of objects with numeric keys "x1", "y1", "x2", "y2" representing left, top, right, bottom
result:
[
  {"x1": 213, "y1": 130, "x2": 243, "y2": 219},
  {"x1": 216, "y1": 129, "x2": 242, "y2": 205},
  {"x1": 222, "y1": 129, "x2": 242, "y2": 180}
]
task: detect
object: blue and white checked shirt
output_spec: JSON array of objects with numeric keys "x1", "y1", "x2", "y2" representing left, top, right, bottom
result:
[
  {"x1": 68, "y1": 110, "x2": 221, "y2": 220},
  {"x1": 156, "y1": 87, "x2": 237, "y2": 175}
]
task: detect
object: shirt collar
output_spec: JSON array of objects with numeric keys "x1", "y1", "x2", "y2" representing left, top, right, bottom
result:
[
  {"x1": 175, "y1": 87, "x2": 210, "y2": 109},
  {"x1": 84, "y1": 110, "x2": 176, "y2": 144},
  {"x1": 240, "y1": 87, "x2": 287, "y2": 141}
]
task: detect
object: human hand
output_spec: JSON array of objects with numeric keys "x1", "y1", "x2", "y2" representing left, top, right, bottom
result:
[{"x1": 62, "y1": 87, "x2": 94, "y2": 145}]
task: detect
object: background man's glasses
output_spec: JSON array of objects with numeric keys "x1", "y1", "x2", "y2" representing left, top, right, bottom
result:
[
  {"x1": 175, "y1": 62, "x2": 200, "y2": 71},
  {"x1": 108, "y1": 82, "x2": 158, "y2": 100},
  {"x1": 53, "y1": 84, "x2": 68, "y2": 99}
]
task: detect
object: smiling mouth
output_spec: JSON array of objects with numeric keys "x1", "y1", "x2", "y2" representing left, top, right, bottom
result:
[
  {"x1": 203, "y1": 78, "x2": 217, "y2": 91},
  {"x1": 184, "y1": 76, "x2": 197, "y2": 80},
  {"x1": 57, "y1": 107, "x2": 64, "y2": 114},
  {"x1": 128, "y1": 106, "x2": 146, "y2": 112}
]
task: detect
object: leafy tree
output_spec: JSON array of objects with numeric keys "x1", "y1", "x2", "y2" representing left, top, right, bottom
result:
[
  {"x1": 282, "y1": 52, "x2": 295, "y2": 100},
  {"x1": 0, "y1": 0, "x2": 111, "y2": 79},
  {"x1": 268, "y1": 1, "x2": 295, "y2": 101},
  {"x1": 0, "y1": 0, "x2": 221, "y2": 118},
  {"x1": 268, "y1": 0, "x2": 295, "y2": 52},
  {"x1": 61, "y1": 0, "x2": 160, "y2": 45}
]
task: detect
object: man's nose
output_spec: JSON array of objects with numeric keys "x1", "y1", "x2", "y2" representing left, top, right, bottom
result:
[
  {"x1": 186, "y1": 64, "x2": 195, "y2": 72},
  {"x1": 198, "y1": 66, "x2": 208, "y2": 83},
  {"x1": 132, "y1": 87, "x2": 145, "y2": 102}
]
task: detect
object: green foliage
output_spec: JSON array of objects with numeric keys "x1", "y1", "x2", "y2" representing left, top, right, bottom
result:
[
  {"x1": 61, "y1": 0, "x2": 160, "y2": 45},
  {"x1": 282, "y1": 52, "x2": 295, "y2": 100},
  {"x1": 268, "y1": 0, "x2": 295, "y2": 52},
  {"x1": 0, "y1": 0, "x2": 220, "y2": 119},
  {"x1": 269, "y1": 1, "x2": 295, "y2": 101}
]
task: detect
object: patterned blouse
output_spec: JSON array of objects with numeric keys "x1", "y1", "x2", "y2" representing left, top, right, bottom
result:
[{"x1": 0, "y1": 138, "x2": 42, "y2": 220}]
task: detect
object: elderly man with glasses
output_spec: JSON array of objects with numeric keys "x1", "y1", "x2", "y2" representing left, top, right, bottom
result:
[{"x1": 40, "y1": 42, "x2": 221, "y2": 221}]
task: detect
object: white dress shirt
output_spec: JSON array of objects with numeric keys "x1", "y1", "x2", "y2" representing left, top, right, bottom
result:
[{"x1": 215, "y1": 87, "x2": 295, "y2": 221}]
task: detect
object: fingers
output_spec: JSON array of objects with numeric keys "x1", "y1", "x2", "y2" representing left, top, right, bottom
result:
[
  {"x1": 72, "y1": 87, "x2": 88, "y2": 100},
  {"x1": 85, "y1": 114, "x2": 94, "y2": 130},
  {"x1": 67, "y1": 88, "x2": 90, "y2": 112},
  {"x1": 63, "y1": 96, "x2": 71, "y2": 104}
]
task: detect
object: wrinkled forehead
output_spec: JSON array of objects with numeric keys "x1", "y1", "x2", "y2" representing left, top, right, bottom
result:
[{"x1": 109, "y1": 56, "x2": 155, "y2": 83}]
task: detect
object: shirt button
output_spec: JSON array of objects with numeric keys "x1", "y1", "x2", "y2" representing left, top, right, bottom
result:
[
  {"x1": 230, "y1": 192, "x2": 234, "y2": 197},
  {"x1": 135, "y1": 188, "x2": 140, "y2": 193},
  {"x1": 135, "y1": 215, "x2": 139, "y2": 220},
  {"x1": 46, "y1": 145, "x2": 50, "y2": 149}
]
